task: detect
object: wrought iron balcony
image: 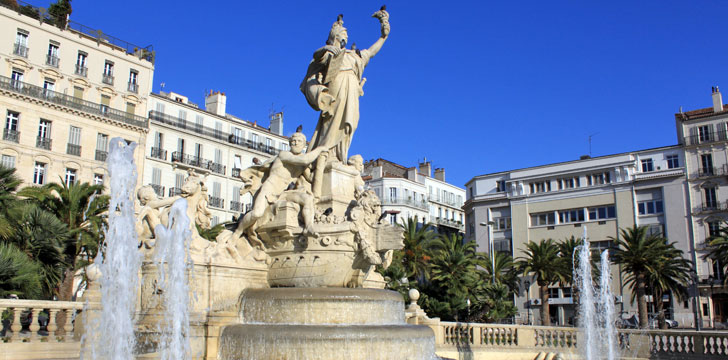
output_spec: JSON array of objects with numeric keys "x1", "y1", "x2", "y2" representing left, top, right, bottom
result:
[
  {"x1": 150, "y1": 147, "x2": 167, "y2": 161},
  {"x1": 170, "y1": 151, "x2": 226, "y2": 175},
  {"x1": 150, "y1": 184, "x2": 164, "y2": 197},
  {"x1": 13, "y1": 43, "x2": 28, "y2": 57},
  {"x1": 128, "y1": 82, "x2": 138, "y2": 93},
  {"x1": 695, "y1": 200, "x2": 728, "y2": 213},
  {"x1": 3, "y1": 129, "x2": 19, "y2": 143},
  {"x1": 36, "y1": 136, "x2": 51, "y2": 150},
  {"x1": 232, "y1": 168, "x2": 241, "y2": 178},
  {"x1": 230, "y1": 201, "x2": 242, "y2": 212},
  {"x1": 102, "y1": 74, "x2": 114, "y2": 85},
  {"x1": 428, "y1": 194, "x2": 463, "y2": 208},
  {"x1": 684, "y1": 130, "x2": 728, "y2": 146},
  {"x1": 430, "y1": 216, "x2": 465, "y2": 230},
  {"x1": 169, "y1": 187, "x2": 182, "y2": 197},
  {"x1": 46, "y1": 54, "x2": 59, "y2": 67},
  {"x1": 381, "y1": 196, "x2": 429, "y2": 210},
  {"x1": 0, "y1": 76, "x2": 147, "y2": 129},
  {"x1": 695, "y1": 166, "x2": 726, "y2": 179},
  {"x1": 208, "y1": 196, "x2": 224, "y2": 209},
  {"x1": 95, "y1": 150, "x2": 108, "y2": 162},
  {"x1": 67, "y1": 143, "x2": 81, "y2": 156},
  {"x1": 75, "y1": 64, "x2": 88, "y2": 77}
]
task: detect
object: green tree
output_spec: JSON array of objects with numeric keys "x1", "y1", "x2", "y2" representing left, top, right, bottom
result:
[
  {"x1": 48, "y1": 0, "x2": 72, "y2": 29},
  {"x1": 481, "y1": 251, "x2": 519, "y2": 294},
  {"x1": 648, "y1": 244, "x2": 691, "y2": 329},
  {"x1": 197, "y1": 222, "x2": 227, "y2": 242},
  {"x1": 517, "y1": 239, "x2": 565, "y2": 326},
  {"x1": 611, "y1": 226, "x2": 684, "y2": 329},
  {"x1": 704, "y1": 224, "x2": 728, "y2": 284},
  {"x1": 19, "y1": 180, "x2": 108, "y2": 301},
  {"x1": 398, "y1": 216, "x2": 437, "y2": 284},
  {"x1": 0, "y1": 165, "x2": 23, "y2": 240},
  {"x1": 0, "y1": 242, "x2": 43, "y2": 299}
]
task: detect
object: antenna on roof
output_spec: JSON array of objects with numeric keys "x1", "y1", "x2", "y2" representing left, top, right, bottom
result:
[
  {"x1": 160, "y1": 82, "x2": 166, "y2": 90},
  {"x1": 588, "y1": 133, "x2": 599, "y2": 157}
]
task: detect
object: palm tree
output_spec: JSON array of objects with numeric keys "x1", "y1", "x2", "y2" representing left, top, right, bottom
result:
[
  {"x1": 517, "y1": 239, "x2": 565, "y2": 326},
  {"x1": 481, "y1": 251, "x2": 519, "y2": 294},
  {"x1": 704, "y1": 223, "x2": 728, "y2": 284},
  {"x1": 397, "y1": 216, "x2": 437, "y2": 284},
  {"x1": 558, "y1": 235, "x2": 580, "y2": 285},
  {"x1": 648, "y1": 244, "x2": 691, "y2": 329},
  {"x1": 0, "y1": 242, "x2": 43, "y2": 299},
  {"x1": 19, "y1": 180, "x2": 108, "y2": 301},
  {"x1": 0, "y1": 165, "x2": 23, "y2": 240},
  {"x1": 611, "y1": 226, "x2": 674, "y2": 328}
]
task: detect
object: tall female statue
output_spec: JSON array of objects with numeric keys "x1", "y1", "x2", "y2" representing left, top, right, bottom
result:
[{"x1": 301, "y1": 7, "x2": 390, "y2": 163}]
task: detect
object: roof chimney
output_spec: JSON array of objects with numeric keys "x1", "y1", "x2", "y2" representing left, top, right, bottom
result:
[
  {"x1": 418, "y1": 160, "x2": 432, "y2": 177},
  {"x1": 205, "y1": 90, "x2": 227, "y2": 116},
  {"x1": 270, "y1": 112, "x2": 283, "y2": 136},
  {"x1": 712, "y1": 86, "x2": 723, "y2": 113},
  {"x1": 434, "y1": 168, "x2": 445, "y2": 182}
]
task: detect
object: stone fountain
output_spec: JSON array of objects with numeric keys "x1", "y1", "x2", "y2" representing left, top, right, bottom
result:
[{"x1": 129, "y1": 7, "x2": 437, "y2": 359}]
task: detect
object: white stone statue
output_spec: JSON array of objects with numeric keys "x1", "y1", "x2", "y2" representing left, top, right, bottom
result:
[{"x1": 301, "y1": 9, "x2": 390, "y2": 163}]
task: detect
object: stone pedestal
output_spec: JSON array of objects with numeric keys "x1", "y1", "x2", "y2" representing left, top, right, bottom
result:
[{"x1": 218, "y1": 288, "x2": 437, "y2": 360}]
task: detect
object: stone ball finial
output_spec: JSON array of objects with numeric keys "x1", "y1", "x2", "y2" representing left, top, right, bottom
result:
[
  {"x1": 408, "y1": 288, "x2": 420, "y2": 302},
  {"x1": 86, "y1": 263, "x2": 102, "y2": 282}
]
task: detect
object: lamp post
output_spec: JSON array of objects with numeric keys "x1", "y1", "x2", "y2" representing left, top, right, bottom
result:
[
  {"x1": 525, "y1": 280, "x2": 532, "y2": 325},
  {"x1": 480, "y1": 221, "x2": 496, "y2": 284}
]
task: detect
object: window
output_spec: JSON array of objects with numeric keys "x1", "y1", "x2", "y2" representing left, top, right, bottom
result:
[
  {"x1": 389, "y1": 213, "x2": 397, "y2": 225},
  {"x1": 588, "y1": 205, "x2": 616, "y2": 220},
  {"x1": 698, "y1": 125, "x2": 713, "y2": 142},
  {"x1": 708, "y1": 220, "x2": 721, "y2": 238},
  {"x1": 666, "y1": 154, "x2": 679, "y2": 169},
  {"x1": 102, "y1": 61, "x2": 114, "y2": 84},
  {"x1": 93, "y1": 173, "x2": 104, "y2": 185},
  {"x1": 641, "y1": 159, "x2": 654, "y2": 172},
  {"x1": 559, "y1": 208, "x2": 585, "y2": 223},
  {"x1": 589, "y1": 172, "x2": 611, "y2": 185},
  {"x1": 128, "y1": 70, "x2": 138, "y2": 93},
  {"x1": 73, "y1": 86, "x2": 83, "y2": 99},
  {"x1": 704, "y1": 187, "x2": 718, "y2": 209},
  {"x1": 251, "y1": 133, "x2": 259, "y2": 144},
  {"x1": 5, "y1": 111, "x2": 19, "y2": 131},
  {"x1": 100, "y1": 95, "x2": 110, "y2": 114},
  {"x1": 126, "y1": 102, "x2": 136, "y2": 115},
  {"x1": 496, "y1": 180, "x2": 506, "y2": 192},
  {"x1": 67, "y1": 126, "x2": 81, "y2": 156},
  {"x1": 76, "y1": 51, "x2": 88, "y2": 76},
  {"x1": 389, "y1": 187, "x2": 397, "y2": 201},
  {"x1": 701, "y1": 154, "x2": 714, "y2": 175},
  {"x1": 212, "y1": 216, "x2": 220, "y2": 226},
  {"x1": 529, "y1": 181, "x2": 550, "y2": 194},
  {"x1": 1, "y1": 155, "x2": 15, "y2": 168},
  {"x1": 43, "y1": 78, "x2": 55, "y2": 93},
  {"x1": 96, "y1": 133, "x2": 108, "y2": 161},
  {"x1": 37, "y1": 119, "x2": 51, "y2": 149},
  {"x1": 214, "y1": 122, "x2": 223, "y2": 139},
  {"x1": 646, "y1": 224, "x2": 664, "y2": 237},
  {"x1": 232, "y1": 127, "x2": 244, "y2": 144},
  {"x1": 14, "y1": 31, "x2": 28, "y2": 57},
  {"x1": 493, "y1": 217, "x2": 511, "y2": 230},
  {"x1": 47, "y1": 42, "x2": 59, "y2": 67},
  {"x1": 266, "y1": 137, "x2": 274, "y2": 150},
  {"x1": 638, "y1": 200, "x2": 663, "y2": 215},
  {"x1": 531, "y1": 212, "x2": 556, "y2": 226},
  {"x1": 33, "y1": 162, "x2": 46, "y2": 185},
  {"x1": 11, "y1": 69, "x2": 23, "y2": 89},
  {"x1": 590, "y1": 240, "x2": 614, "y2": 252},
  {"x1": 64, "y1": 168, "x2": 77, "y2": 185}
]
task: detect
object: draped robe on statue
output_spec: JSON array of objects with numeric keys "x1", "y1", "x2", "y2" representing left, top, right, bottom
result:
[{"x1": 302, "y1": 47, "x2": 371, "y2": 162}]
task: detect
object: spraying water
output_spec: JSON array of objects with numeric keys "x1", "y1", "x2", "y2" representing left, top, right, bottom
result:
[
  {"x1": 84, "y1": 138, "x2": 140, "y2": 359},
  {"x1": 153, "y1": 199, "x2": 193, "y2": 359},
  {"x1": 574, "y1": 226, "x2": 619, "y2": 360}
]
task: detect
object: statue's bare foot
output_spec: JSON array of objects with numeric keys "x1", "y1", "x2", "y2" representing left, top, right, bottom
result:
[{"x1": 303, "y1": 225, "x2": 319, "y2": 238}]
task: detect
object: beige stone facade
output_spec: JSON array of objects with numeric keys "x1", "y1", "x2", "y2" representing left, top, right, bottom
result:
[{"x1": 0, "y1": 5, "x2": 153, "y2": 188}]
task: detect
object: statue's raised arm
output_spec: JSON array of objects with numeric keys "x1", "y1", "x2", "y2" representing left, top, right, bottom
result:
[{"x1": 368, "y1": 5, "x2": 390, "y2": 57}]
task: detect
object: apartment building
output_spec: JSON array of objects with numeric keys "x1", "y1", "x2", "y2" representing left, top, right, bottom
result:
[
  {"x1": 464, "y1": 146, "x2": 694, "y2": 327},
  {"x1": 363, "y1": 159, "x2": 465, "y2": 233},
  {"x1": 675, "y1": 87, "x2": 728, "y2": 327},
  {"x1": 0, "y1": 3, "x2": 154, "y2": 187},
  {"x1": 143, "y1": 90, "x2": 288, "y2": 225}
]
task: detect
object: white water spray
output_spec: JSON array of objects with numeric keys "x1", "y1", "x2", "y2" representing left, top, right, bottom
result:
[
  {"x1": 153, "y1": 199, "x2": 193, "y2": 359},
  {"x1": 575, "y1": 226, "x2": 619, "y2": 360},
  {"x1": 84, "y1": 138, "x2": 140, "y2": 359}
]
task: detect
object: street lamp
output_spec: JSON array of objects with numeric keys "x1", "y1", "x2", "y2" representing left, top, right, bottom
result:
[
  {"x1": 480, "y1": 221, "x2": 496, "y2": 284},
  {"x1": 525, "y1": 280, "x2": 532, "y2": 325}
]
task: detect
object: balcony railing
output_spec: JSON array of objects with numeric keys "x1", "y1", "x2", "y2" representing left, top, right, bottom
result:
[
  {"x1": 695, "y1": 165, "x2": 727, "y2": 179},
  {"x1": 95, "y1": 150, "x2": 108, "y2": 162},
  {"x1": 150, "y1": 184, "x2": 164, "y2": 197},
  {"x1": 230, "y1": 201, "x2": 242, "y2": 212},
  {"x1": 149, "y1": 111, "x2": 279, "y2": 156},
  {"x1": 208, "y1": 196, "x2": 224, "y2": 209},
  {"x1": 695, "y1": 200, "x2": 728, "y2": 213},
  {"x1": 3, "y1": 128, "x2": 19, "y2": 143},
  {"x1": 67, "y1": 144, "x2": 81, "y2": 156},
  {"x1": 381, "y1": 196, "x2": 429, "y2": 210},
  {"x1": 0, "y1": 76, "x2": 148, "y2": 129},
  {"x1": 232, "y1": 168, "x2": 241, "y2": 178},
  {"x1": 430, "y1": 216, "x2": 465, "y2": 230},
  {"x1": 75, "y1": 64, "x2": 88, "y2": 77},
  {"x1": 36, "y1": 136, "x2": 51, "y2": 150},
  {"x1": 169, "y1": 187, "x2": 182, "y2": 197},
  {"x1": 428, "y1": 194, "x2": 464, "y2": 208},
  {"x1": 128, "y1": 82, "x2": 138, "y2": 93},
  {"x1": 171, "y1": 151, "x2": 226, "y2": 175},
  {"x1": 684, "y1": 130, "x2": 728, "y2": 146},
  {"x1": 13, "y1": 42, "x2": 28, "y2": 57},
  {"x1": 150, "y1": 147, "x2": 167, "y2": 161},
  {"x1": 102, "y1": 74, "x2": 114, "y2": 85},
  {"x1": 46, "y1": 54, "x2": 59, "y2": 67}
]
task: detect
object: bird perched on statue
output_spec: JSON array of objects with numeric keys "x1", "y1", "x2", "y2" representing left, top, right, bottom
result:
[
  {"x1": 372, "y1": 5, "x2": 390, "y2": 37},
  {"x1": 296, "y1": 124, "x2": 303, "y2": 133},
  {"x1": 322, "y1": 207, "x2": 333, "y2": 216},
  {"x1": 378, "y1": 211, "x2": 388, "y2": 223}
]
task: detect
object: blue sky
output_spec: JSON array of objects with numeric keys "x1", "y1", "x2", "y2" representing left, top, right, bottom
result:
[{"x1": 47, "y1": 0, "x2": 728, "y2": 187}]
